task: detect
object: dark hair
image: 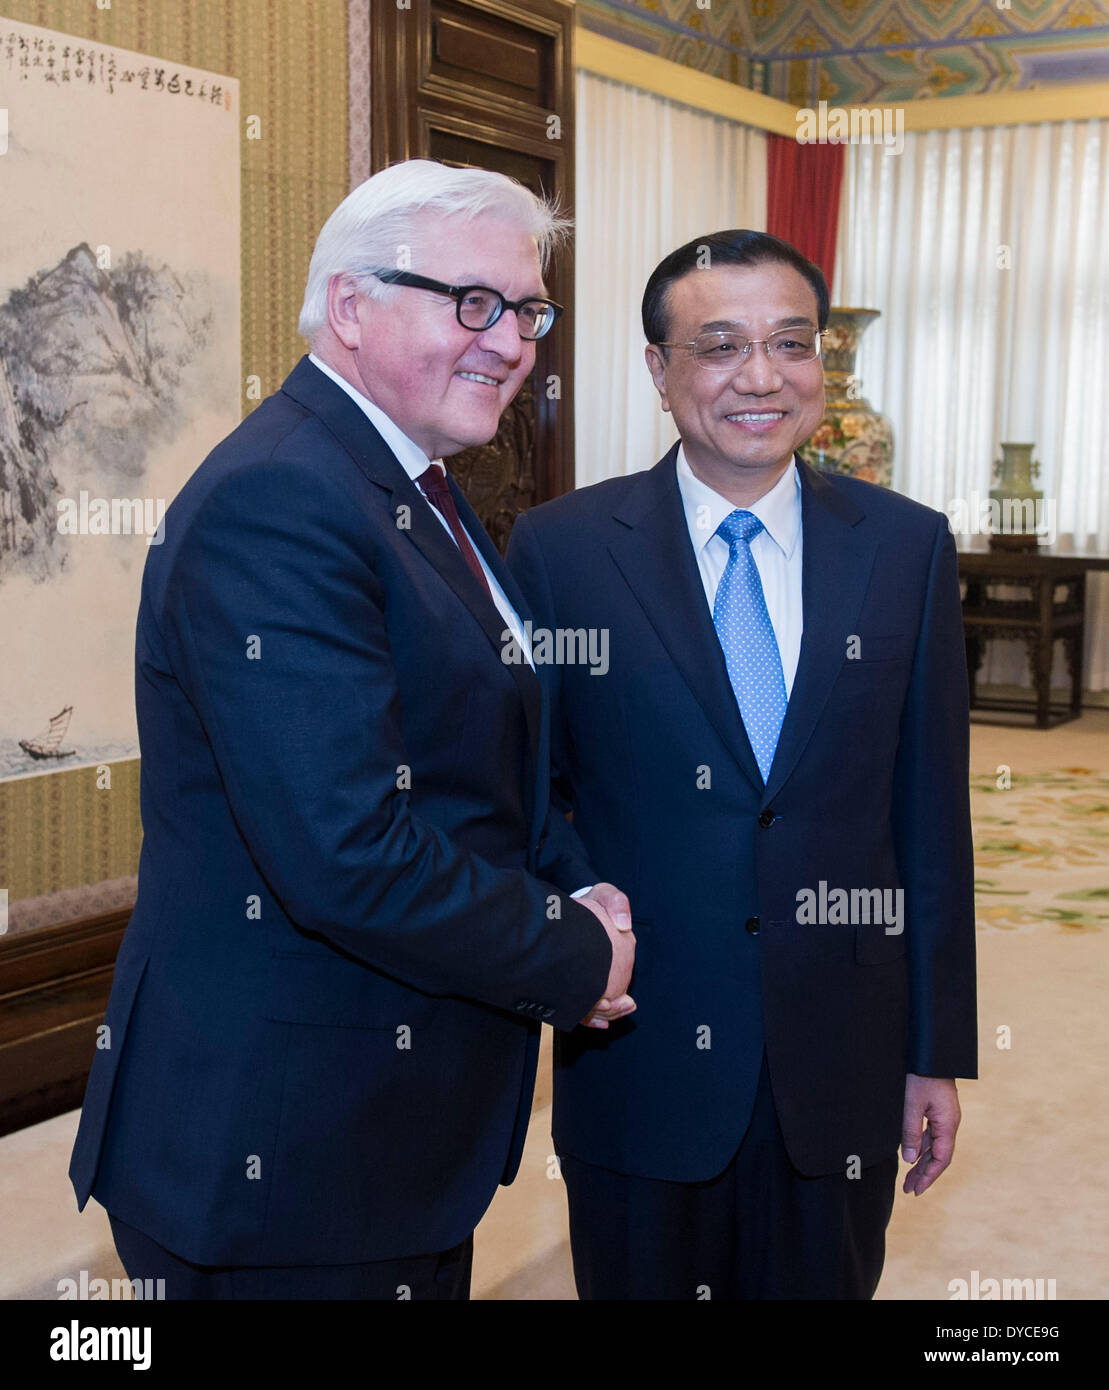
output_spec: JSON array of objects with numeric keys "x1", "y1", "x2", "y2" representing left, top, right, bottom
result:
[{"x1": 641, "y1": 229, "x2": 829, "y2": 346}]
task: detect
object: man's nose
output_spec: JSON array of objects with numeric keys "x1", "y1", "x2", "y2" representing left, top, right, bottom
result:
[
  {"x1": 474, "y1": 306, "x2": 528, "y2": 361},
  {"x1": 727, "y1": 342, "x2": 784, "y2": 392}
]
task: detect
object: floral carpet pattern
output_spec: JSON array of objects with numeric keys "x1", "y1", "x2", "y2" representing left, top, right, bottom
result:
[{"x1": 971, "y1": 768, "x2": 1109, "y2": 933}]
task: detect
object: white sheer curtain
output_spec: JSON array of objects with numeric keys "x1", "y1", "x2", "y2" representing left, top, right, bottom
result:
[
  {"x1": 835, "y1": 120, "x2": 1109, "y2": 689},
  {"x1": 574, "y1": 71, "x2": 767, "y2": 485}
]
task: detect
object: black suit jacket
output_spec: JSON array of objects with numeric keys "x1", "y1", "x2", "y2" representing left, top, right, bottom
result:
[
  {"x1": 69, "y1": 357, "x2": 611, "y2": 1265},
  {"x1": 507, "y1": 446, "x2": 977, "y2": 1181}
]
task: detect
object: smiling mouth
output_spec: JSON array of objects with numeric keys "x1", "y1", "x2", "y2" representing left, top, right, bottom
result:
[
  {"x1": 725, "y1": 410, "x2": 786, "y2": 423},
  {"x1": 457, "y1": 371, "x2": 503, "y2": 387}
]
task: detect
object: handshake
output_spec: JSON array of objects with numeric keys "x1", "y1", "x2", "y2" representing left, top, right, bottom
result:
[{"x1": 576, "y1": 883, "x2": 636, "y2": 1030}]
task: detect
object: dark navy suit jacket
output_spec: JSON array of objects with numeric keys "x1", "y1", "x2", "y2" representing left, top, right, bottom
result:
[
  {"x1": 507, "y1": 447, "x2": 977, "y2": 1181},
  {"x1": 69, "y1": 357, "x2": 611, "y2": 1266}
]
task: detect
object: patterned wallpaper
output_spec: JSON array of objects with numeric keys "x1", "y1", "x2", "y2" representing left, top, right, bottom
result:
[
  {"x1": 1, "y1": 0, "x2": 350, "y2": 918},
  {"x1": 578, "y1": 0, "x2": 1109, "y2": 103}
]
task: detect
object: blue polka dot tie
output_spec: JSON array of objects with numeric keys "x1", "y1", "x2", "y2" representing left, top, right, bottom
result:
[{"x1": 713, "y1": 510, "x2": 787, "y2": 783}]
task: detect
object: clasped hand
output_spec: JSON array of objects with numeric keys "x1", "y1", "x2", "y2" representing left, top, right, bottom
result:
[{"x1": 576, "y1": 883, "x2": 636, "y2": 1029}]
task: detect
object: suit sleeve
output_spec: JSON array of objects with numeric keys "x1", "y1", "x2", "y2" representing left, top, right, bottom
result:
[
  {"x1": 159, "y1": 447, "x2": 611, "y2": 1030},
  {"x1": 506, "y1": 510, "x2": 600, "y2": 894},
  {"x1": 891, "y1": 515, "x2": 978, "y2": 1078}
]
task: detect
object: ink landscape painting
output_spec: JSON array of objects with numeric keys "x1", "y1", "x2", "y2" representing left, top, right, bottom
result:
[{"x1": 0, "y1": 18, "x2": 240, "y2": 780}]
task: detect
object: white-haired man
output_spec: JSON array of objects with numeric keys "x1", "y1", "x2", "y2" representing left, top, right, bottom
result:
[{"x1": 69, "y1": 160, "x2": 634, "y2": 1300}]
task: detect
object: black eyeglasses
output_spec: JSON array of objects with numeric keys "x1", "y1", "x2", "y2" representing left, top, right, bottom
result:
[{"x1": 370, "y1": 269, "x2": 563, "y2": 341}]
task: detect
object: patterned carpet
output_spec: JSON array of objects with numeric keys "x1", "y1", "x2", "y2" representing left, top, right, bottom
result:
[
  {"x1": 1, "y1": 716, "x2": 1105, "y2": 1300},
  {"x1": 972, "y1": 768, "x2": 1109, "y2": 933}
]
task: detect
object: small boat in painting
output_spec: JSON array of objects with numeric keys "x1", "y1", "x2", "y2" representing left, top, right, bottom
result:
[{"x1": 19, "y1": 705, "x2": 77, "y2": 760}]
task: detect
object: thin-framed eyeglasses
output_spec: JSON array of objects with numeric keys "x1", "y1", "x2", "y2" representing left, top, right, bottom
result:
[
  {"x1": 657, "y1": 327, "x2": 823, "y2": 370},
  {"x1": 370, "y1": 269, "x2": 563, "y2": 341}
]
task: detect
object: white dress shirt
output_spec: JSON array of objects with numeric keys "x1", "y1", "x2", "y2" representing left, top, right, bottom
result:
[
  {"x1": 308, "y1": 353, "x2": 533, "y2": 665},
  {"x1": 675, "y1": 446, "x2": 804, "y2": 696}
]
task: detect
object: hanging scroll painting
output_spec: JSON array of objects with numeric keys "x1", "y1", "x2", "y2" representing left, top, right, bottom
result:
[{"x1": 0, "y1": 16, "x2": 240, "y2": 780}]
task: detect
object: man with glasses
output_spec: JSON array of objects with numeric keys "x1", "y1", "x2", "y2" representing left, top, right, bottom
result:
[
  {"x1": 69, "y1": 160, "x2": 635, "y2": 1299},
  {"x1": 507, "y1": 230, "x2": 977, "y2": 1300}
]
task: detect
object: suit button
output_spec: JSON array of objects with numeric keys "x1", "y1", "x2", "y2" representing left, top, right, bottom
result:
[
  {"x1": 745, "y1": 916, "x2": 760, "y2": 935},
  {"x1": 758, "y1": 808, "x2": 777, "y2": 828}
]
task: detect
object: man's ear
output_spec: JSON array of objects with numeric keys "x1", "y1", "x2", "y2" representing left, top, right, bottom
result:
[
  {"x1": 326, "y1": 274, "x2": 364, "y2": 352},
  {"x1": 645, "y1": 344, "x2": 671, "y2": 413}
]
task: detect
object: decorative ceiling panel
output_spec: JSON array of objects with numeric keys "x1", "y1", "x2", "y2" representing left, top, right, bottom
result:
[{"x1": 578, "y1": 0, "x2": 1109, "y2": 100}]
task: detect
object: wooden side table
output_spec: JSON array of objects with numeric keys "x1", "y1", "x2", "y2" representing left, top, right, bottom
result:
[{"x1": 956, "y1": 548, "x2": 1109, "y2": 728}]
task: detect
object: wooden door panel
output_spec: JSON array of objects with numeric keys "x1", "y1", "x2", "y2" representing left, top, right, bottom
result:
[{"x1": 430, "y1": 5, "x2": 547, "y2": 105}]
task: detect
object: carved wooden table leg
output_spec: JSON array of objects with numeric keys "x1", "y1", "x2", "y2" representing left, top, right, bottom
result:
[{"x1": 1036, "y1": 574, "x2": 1054, "y2": 728}]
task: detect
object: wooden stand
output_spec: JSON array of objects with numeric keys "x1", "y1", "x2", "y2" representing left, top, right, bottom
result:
[{"x1": 958, "y1": 549, "x2": 1109, "y2": 728}]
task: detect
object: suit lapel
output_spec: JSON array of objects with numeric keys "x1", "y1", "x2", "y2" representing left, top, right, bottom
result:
[
  {"x1": 448, "y1": 480, "x2": 554, "y2": 856},
  {"x1": 763, "y1": 462, "x2": 877, "y2": 799},
  {"x1": 281, "y1": 355, "x2": 409, "y2": 496},
  {"x1": 447, "y1": 474, "x2": 543, "y2": 767},
  {"x1": 607, "y1": 446, "x2": 765, "y2": 794},
  {"x1": 452, "y1": 479, "x2": 533, "y2": 630},
  {"x1": 607, "y1": 448, "x2": 879, "y2": 801},
  {"x1": 282, "y1": 358, "x2": 542, "y2": 780}
]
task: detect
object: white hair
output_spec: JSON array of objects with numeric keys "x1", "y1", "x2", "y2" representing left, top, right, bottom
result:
[{"x1": 298, "y1": 159, "x2": 571, "y2": 344}]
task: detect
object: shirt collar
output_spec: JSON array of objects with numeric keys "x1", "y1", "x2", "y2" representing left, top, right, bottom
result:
[
  {"x1": 308, "y1": 353, "x2": 440, "y2": 482},
  {"x1": 675, "y1": 445, "x2": 802, "y2": 560}
]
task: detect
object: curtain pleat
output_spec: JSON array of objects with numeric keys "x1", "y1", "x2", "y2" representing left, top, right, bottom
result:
[
  {"x1": 835, "y1": 121, "x2": 1109, "y2": 690},
  {"x1": 766, "y1": 134, "x2": 844, "y2": 290},
  {"x1": 574, "y1": 71, "x2": 768, "y2": 487}
]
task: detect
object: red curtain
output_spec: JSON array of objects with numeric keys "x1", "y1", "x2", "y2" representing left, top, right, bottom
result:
[{"x1": 766, "y1": 134, "x2": 845, "y2": 292}]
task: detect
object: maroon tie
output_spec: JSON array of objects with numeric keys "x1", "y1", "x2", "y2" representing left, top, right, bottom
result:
[{"x1": 417, "y1": 464, "x2": 493, "y2": 600}]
